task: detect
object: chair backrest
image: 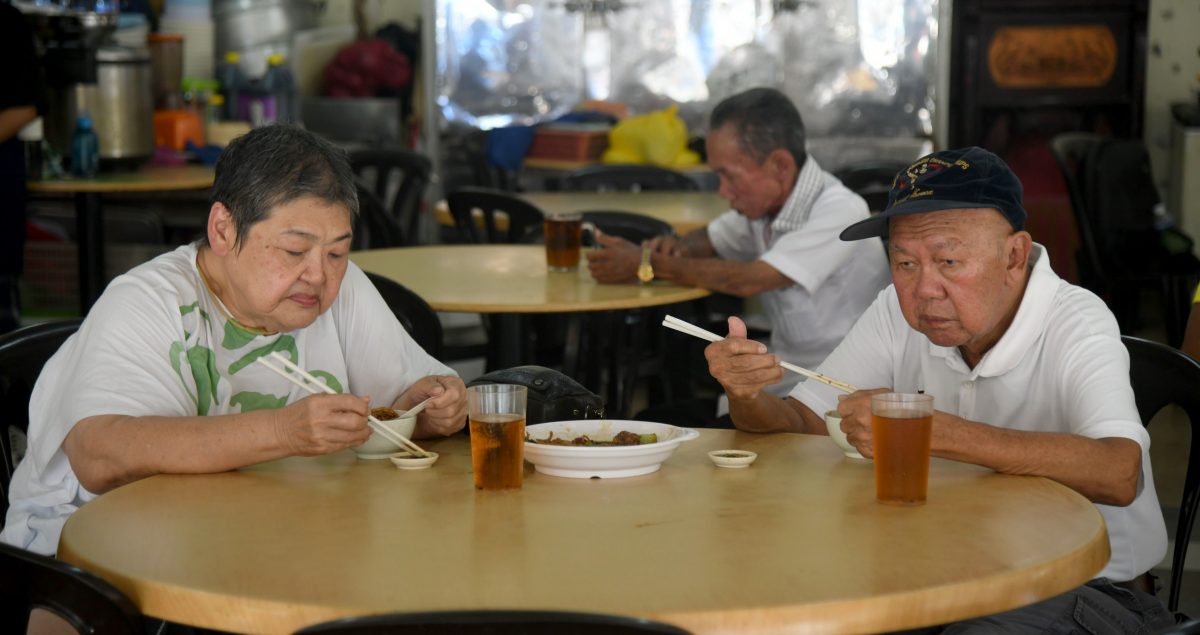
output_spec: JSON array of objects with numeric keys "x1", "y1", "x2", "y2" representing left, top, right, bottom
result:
[
  {"x1": 520, "y1": 210, "x2": 675, "y2": 246},
  {"x1": 833, "y1": 162, "x2": 907, "y2": 213},
  {"x1": 0, "y1": 319, "x2": 83, "y2": 519},
  {"x1": 348, "y1": 148, "x2": 432, "y2": 244},
  {"x1": 562, "y1": 164, "x2": 699, "y2": 193},
  {"x1": 0, "y1": 542, "x2": 143, "y2": 635},
  {"x1": 445, "y1": 187, "x2": 544, "y2": 244},
  {"x1": 364, "y1": 272, "x2": 443, "y2": 359},
  {"x1": 1122, "y1": 335, "x2": 1200, "y2": 613},
  {"x1": 352, "y1": 182, "x2": 407, "y2": 250},
  {"x1": 582, "y1": 211, "x2": 675, "y2": 244},
  {"x1": 294, "y1": 609, "x2": 693, "y2": 635},
  {"x1": 1049, "y1": 132, "x2": 1110, "y2": 290},
  {"x1": 1158, "y1": 618, "x2": 1200, "y2": 634}
]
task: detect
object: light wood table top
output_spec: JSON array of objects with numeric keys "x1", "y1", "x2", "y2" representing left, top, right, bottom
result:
[
  {"x1": 26, "y1": 165, "x2": 215, "y2": 194},
  {"x1": 350, "y1": 245, "x2": 711, "y2": 313},
  {"x1": 435, "y1": 191, "x2": 729, "y2": 236},
  {"x1": 58, "y1": 430, "x2": 1109, "y2": 635}
]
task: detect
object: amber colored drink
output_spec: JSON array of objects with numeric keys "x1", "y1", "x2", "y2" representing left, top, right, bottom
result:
[
  {"x1": 470, "y1": 414, "x2": 526, "y2": 490},
  {"x1": 872, "y1": 412, "x2": 933, "y2": 505},
  {"x1": 544, "y1": 216, "x2": 583, "y2": 271}
]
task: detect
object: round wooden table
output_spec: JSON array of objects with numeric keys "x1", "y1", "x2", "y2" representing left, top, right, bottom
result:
[
  {"x1": 351, "y1": 245, "x2": 710, "y2": 314},
  {"x1": 58, "y1": 430, "x2": 1109, "y2": 635},
  {"x1": 27, "y1": 165, "x2": 215, "y2": 313},
  {"x1": 434, "y1": 191, "x2": 729, "y2": 237}
]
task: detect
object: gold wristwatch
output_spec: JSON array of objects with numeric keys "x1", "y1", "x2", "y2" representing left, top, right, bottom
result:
[{"x1": 637, "y1": 244, "x2": 654, "y2": 283}]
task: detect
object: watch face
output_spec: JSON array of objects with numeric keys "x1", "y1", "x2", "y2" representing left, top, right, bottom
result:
[{"x1": 638, "y1": 246, "x2": 653, "y2": 283}]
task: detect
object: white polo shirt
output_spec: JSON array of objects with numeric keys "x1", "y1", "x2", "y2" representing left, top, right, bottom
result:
[
  {"x1": 789, "y1": 244, "x2": 1168, "y2": 581},
  {"x1": 707, "y1": 164, "x2": 890, "y2": 396}
]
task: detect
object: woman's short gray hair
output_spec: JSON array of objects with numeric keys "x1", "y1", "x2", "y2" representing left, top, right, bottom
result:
[{"x1": 203, "y1": 125, "x2": 359, "y2": 251}]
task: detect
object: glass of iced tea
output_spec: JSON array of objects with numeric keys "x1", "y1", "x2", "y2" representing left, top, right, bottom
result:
[
  {"x1": 870, "y1": 393, "x2": 934, "y2": 505},
  {"x1": 468, "y1": 384, "x2": 527, "y2": 490},
  {"x1": 543, "y1": 214, "x2": 594, "y2": 271}
]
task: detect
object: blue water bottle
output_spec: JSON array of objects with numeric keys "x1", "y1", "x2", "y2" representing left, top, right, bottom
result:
[{"x1": 71, "y1": 114, "x2": 99, "y2": 178}]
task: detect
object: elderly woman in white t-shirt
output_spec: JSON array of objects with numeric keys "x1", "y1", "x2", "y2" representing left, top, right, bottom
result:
[{"x1": 3, "y1": 125, "x2": 466, "y2": 556}]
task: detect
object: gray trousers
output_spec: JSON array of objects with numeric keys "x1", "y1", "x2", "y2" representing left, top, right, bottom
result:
[{"x1": 900, "y1": 578, "x2": 1176, "y2": 634}]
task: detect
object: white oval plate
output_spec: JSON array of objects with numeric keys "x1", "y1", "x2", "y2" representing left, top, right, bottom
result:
[{"x1": 523, "y1": 420, "x2": 699, "y2": 479}]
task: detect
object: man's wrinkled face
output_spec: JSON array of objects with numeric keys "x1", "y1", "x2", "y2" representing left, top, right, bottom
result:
[
  {"x1": 221, "y1": 196, "x2": 353, "y2": 333},
  {"x1": 888, "y1": 209, "x2": 1029, "y2": 360},
  {"x1": 705, "y1": 125, "x2": 791, "y2": 221}
]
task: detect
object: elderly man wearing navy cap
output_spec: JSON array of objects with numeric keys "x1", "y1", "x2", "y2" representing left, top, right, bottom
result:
[{"x1": 703, "y1": 147, "x2": 1174, "y2": 631}]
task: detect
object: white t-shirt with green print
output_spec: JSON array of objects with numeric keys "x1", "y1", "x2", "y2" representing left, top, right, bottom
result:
[{"x1": 1, "y1": 242, "x2": 454, "y2": 556}]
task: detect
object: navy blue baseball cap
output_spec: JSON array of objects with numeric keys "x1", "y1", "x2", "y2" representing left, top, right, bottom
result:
[{"x1": 839, "y1": 146, "x2": 1028, "y2": 241}]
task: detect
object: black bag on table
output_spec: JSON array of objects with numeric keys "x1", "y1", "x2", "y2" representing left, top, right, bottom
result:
[{"x1": 466, "y1": 365, "x2": 605, "y2": 424}]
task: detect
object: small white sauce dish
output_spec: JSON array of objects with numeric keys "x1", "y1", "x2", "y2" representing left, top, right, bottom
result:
[
  {"x1": 388, "y1": 451, "x2": 439, "y2": 470},
  {"x1": 708, "y1": 449, "x2": 757, "y2": 469}
]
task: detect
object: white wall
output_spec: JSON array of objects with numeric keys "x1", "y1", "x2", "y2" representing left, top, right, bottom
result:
[{"x1": 1143, "y1": 0, "x2": 1200, "y2": 197}]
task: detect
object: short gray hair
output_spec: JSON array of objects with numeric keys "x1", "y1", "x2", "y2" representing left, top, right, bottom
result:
[
  {"x1": 204, "y1": 125, "x2": 358, "y2": 250},
  {"x1": 709, "y1": 87, "x2": 807, "y2": 169}
]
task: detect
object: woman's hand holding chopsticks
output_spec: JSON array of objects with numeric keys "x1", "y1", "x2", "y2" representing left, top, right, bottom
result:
[{"x1": 273, "y1": 392, "x2": 374, "y2": 456}]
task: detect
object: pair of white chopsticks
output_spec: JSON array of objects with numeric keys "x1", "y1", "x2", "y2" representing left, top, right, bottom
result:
[
  {"x1": 661, "y1": 315, "x2": 858, "y2": 393},
  {"x1": 255, "y1": 352, "x2": 431, "y2": 457}
]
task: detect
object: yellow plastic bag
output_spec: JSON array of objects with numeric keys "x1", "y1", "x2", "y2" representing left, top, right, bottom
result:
[{"x1": 602, "y1": 105, "x2": 700, "y2": 168}]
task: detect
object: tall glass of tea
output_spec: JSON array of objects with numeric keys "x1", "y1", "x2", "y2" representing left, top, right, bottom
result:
[
  {"x1": 468, "y1": 384, "x2": 528, "y2": 490},
  {"x1": 543, "y1": 213, "x2": 594, "y2": 271},
  {"x1": 870, "y1": 392, "x2": 934, "y2": 505}
]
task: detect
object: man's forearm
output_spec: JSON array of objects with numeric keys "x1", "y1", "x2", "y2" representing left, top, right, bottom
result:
[
  {"x1": 655, "y1": 255, "x2": 788, "y2": 297},
  {"x1": 933, "y1": 414, "x2": 1142, "y2": 505},
  {"x1": 729, "y1": 393, "x2": 823, "y2": 434}
]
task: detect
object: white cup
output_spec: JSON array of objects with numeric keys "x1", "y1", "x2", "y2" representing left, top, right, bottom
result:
[{"x1": 824, "y1": 410, "x2": 866, "y2": 460}]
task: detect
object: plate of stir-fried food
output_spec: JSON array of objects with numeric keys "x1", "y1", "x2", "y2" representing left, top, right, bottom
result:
[{"x1": 523, "y1": 420, "x2": 699, "y2": 479}]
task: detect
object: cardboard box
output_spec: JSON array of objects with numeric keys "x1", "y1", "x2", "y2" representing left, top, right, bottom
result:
[{"x1": 527, "y1": 124, "x2": 610, "y2": 162}]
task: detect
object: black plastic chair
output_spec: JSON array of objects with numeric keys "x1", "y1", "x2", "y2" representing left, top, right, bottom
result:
[
  {"x1": 1050, "y1": 134, "x2": 1200, "y2": 345},
  {"x1": 833, "y1": 161, "x2": 907, "y2": 213},
  {"x1": 1158, "y1": 618, "x2": 1200, "y2": 634},
  {"x1": 353, "y1": 182, "x2": 407, "y2": 250},
  {"x1": 522, "y1": 210, "x2": 675, "y2": 245},
  {"x1": 562, "y1": 164, "x2": 699, "y2": 193},
  {"x1": 0, "y1": 542, "x2": 143, "y2": 635},
  {"x1": 0, "y1": 319, "x2": 83, "y2": 520},
  {"x1": 1122, "y1": 335, "x2": 1200, "y2": 613},
  {"x1": 364, "y1": 272, "x2": 443, "y2": 359},
  {"x1": 295, "y1": 609, "x2": 692, "y2": 635},
  {"x1": 445, "y1": 187, "x2": 545, "y2": 245},
  {"x1": 349, "y1": 148, "x2": 433, "y2": 245}
]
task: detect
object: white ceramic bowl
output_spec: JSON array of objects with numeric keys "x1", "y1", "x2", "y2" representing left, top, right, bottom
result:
[
  {"x1": 354, "y1": 410, "x2": 417, "y2": 459},
  {"x1": 389, "y1": 451, "x2": 439, "y2": 470},
  {"x1": 523, "y1": 420, "x2": 699, "y2": 479},
  {"x1": 824, "y1": 410, "x2": 866, "y2": 460},
  {"x1": 707, "y1": 449, "x2": 757, "y2": 468}
]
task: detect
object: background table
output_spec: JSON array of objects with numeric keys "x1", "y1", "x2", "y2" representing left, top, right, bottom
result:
[
  {"x1": 352, "y1": 245, "x2": 711, "y2": 413},
  {"x1": 435, "y1": 191, "x2": 729, "y2": 237},
  {"x1": 27, "y1": 165, "x2": 215, "y2": 313},
  {"x1": 58, "y1": 430, "x2": 1110, "y2": 634},
  {"x1": 351, "y1": 245, "x2": 710, "y2": 314}
]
